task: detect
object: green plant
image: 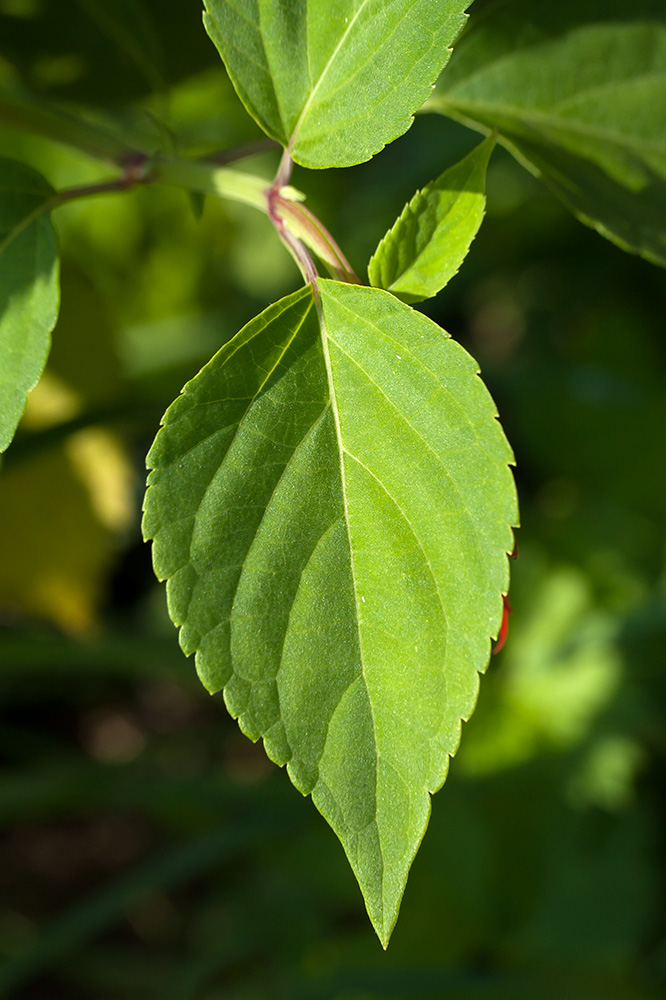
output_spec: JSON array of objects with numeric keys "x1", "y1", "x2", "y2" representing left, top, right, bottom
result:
[{"x1": 1, "y1": 0, "x2": 664, "y2": 949}]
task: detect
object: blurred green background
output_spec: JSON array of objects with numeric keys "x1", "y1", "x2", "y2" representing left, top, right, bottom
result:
[{"x1": 1, "y1": 1, "x2": 665, "y2": 998}]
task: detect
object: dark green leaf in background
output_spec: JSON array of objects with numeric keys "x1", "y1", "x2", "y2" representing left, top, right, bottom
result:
[
  {"x1": 0, "y1": 158, "x2": 59, "y2": 453},
  {"x1": 429, "y1": 0, "x2": 666, "y2": 266},
  {"x1": 74, "y1": 0, "x2": 165, "y2": 97},
  {"x1": 143, "y1": 281, "x2": 517, "y2": 944},
  {"x1": 203, "y1": 0, "x2": 470, "y2": 168},
  {"x1": 368, "y1": 135, "x2": 495, "y2": 302}
]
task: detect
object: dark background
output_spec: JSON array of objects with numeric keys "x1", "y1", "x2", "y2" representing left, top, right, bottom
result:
[{"x1": 0, "y1": 1, "x2": 665, "y2": 997}]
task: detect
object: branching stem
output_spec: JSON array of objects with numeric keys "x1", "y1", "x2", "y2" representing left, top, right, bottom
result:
[
  {"x1": 0, "y1": 155, "x2": 153, "y2": 257},
  {"x1": 266, "y1": 150, "x2": 359, "y2": 286},
  {"x1": 267, "y1": 175, "x2": 318, "y2": 286},
  {"x1": 0, "y1": 88, "x2": 359, "y2": 288}
]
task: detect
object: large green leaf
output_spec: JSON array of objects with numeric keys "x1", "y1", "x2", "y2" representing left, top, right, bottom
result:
[
  {"x1": 429, "y1": 0, "x2": 666, "y2": 266},
  {"x1": 0, "y1": 159, "x2": 59, "y2": 453},
  {"x1": 143, "y1": 281, "x2": 517, "y2": 944},
  {"x1": 203, "y1": 0, "x2": 470, "y2": 168},
  {"x1": 368, "y1": 135, "x2": 495, "y2": 302}
]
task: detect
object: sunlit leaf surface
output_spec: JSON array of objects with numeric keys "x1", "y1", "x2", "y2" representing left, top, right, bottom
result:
[
  {"x1": 144, "y1": 281, "x2": 517, "y2": 943},
  {"x1": 203, "y1": 0, "x2": 470, "y2": 168}
]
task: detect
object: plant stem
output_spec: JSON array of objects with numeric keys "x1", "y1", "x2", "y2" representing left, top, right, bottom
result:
[
  {"x1": 153, "y1": 158, "x2": 271, "y2": 211},
  {"x1": 267, "y1": 179, "x2": 318, "y2": 286},
  {"x1": 275, "y1": 149, "x2": 294, "y2": 188},
  {"x1": 0, "y1": 86, "x2": 359, "y2": 286},
  {"x1": 264, "y1": 150, "x2": 358, "y2": 285},
  {"x1": 0, "y1": 157, "x2": 153, "y2": 258},
  {"x1": 277, "y1": 198, "x2": 359, "y2": 283}
]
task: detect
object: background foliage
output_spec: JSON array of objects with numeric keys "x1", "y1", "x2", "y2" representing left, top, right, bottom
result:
[{"x1": 0, "y1": 1, "x2": 665, "y2": 997}]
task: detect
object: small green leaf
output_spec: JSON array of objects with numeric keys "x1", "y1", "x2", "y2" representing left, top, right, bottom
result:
[
  {"x1": 0, "y1": 159, "x2": 60, "y2": 454},
  {"x1": 203, "y1": 0, "x2": 470, "y2": 168},
  {"x1": 430, "y1": 0, "x2": 666, "y2": 266},
  {"x1": 144, "y1": 282, "x2": 517, "y2": 943},
  {"x1": 368, "y1": 135, "x2": 495, "y2": 302}
]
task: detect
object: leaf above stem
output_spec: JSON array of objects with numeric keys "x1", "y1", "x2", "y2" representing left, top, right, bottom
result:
[{"x1": 203, "y1": 0, "x2": 471, "y2": 168}]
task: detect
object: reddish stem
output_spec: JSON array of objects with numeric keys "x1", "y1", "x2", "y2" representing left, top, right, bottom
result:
[
  {"x1": 267, "y1": 179, "x2": 318, "y2": 286},
  {"x1": 492, "y1": 594, "x2": 512, "y2": 655}
]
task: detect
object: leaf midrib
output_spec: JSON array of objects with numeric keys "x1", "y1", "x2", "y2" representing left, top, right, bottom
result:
[
  {"x1": 287, "y1": 0, "x2": 370, "y2": 151},
  {"x1": 316, "y1": 292, "x2": 382, "y2": 908}
]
